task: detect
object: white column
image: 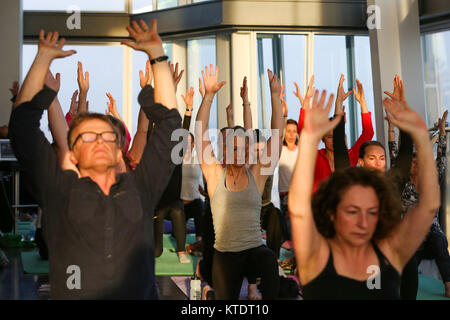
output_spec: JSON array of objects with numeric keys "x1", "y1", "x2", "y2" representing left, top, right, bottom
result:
[
  {"x1": 368, "y1": 0, "x2": 427, "y2": 146},
  {"x1": 230, "y1": 32, "x2": 258, "y2": 129},
  {"x1": 0, "y1": 0, "x2": 22, "y2": 126}
]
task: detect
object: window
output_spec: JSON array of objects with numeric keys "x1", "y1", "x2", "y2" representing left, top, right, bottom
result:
[
  {"x1": 257, "y1": 36, "x2": 275, "y2": 130},
  {"x1": 354, "y1": 36, "x2": 376, "y2": 138},
  {"x1": 422, "y1": 30, "x2": 450, "y2": 127},
  {"x1": 281, "y1": 34, "x2": 307, "y2": 123},
  {"x1": 131, "y1": 42, "x2": 173, "y2": 136},
  {"x1": 313, "y1": 35, "x2": 348, "y2": 144},
  {"x1": 187, "y1": 38, "x2": 217, "y2": 130},
  {"x1": 23, "y1": 0, "x2": 126, "y2": 12},
  {"x1": 22, "y1": 44, "x2": 125, "y2": 141}
]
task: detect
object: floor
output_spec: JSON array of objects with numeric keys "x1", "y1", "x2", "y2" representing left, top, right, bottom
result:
[{"x1": 0, "y1": 247, "x2": 187, "y2": 300}]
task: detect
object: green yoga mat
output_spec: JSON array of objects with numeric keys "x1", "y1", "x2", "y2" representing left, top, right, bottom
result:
[
  {"x1": 155, "y1": 234, "x2": 199, "y2": 276},
  {"x1": 417, "y1": 275, "x2": 450, "y2": 300},
  {"x1": 21, "y1": 250, "x2": 49, "y2": 275},
  {"x1": 20, "y1": 234, "x2": 199, "y2": 276}
]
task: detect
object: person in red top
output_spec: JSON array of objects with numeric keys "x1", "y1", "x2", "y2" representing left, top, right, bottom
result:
[{"x1": 296, "y1": 75, "x2": 374, "y2": 191}]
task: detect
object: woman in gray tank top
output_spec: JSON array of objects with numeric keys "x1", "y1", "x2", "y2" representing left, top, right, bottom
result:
[{"x1": 194, "y1": 65, "x2": 284, "y2": 299}]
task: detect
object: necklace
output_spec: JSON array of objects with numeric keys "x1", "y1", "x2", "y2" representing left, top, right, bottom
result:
[{"x1": 229, "y1": 167, "x2": 244, "y2": 187}]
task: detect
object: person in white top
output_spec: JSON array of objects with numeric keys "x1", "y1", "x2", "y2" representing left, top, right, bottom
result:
[
  {"x1": 182, "y1": 132, "x2": 205, "y2": 254},
  {"x1": 278, "y1": 119, "x2": 299, "y2": 243}
]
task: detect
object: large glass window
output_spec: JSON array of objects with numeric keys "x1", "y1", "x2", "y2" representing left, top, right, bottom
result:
[
  {"x1": 281, "y1": 35, "x2": 307, "y2": 123},
  {"x1": 257, "y1": 34, "x2": 306, "y2": 129},
  {"x1": 257, "y1": 36, "x2": 275, "y2": 130},
  {"x1": 22, "y1": 44, "x2": 125, "y2": 141},
  {"x1": 23, "y1": 0, "x2": 126, "y2": 12},
  {"x1": 314, "y1": 35, "x2": 349, "y2": 147},
  {"x1": 354, "y1": 36, "x2": 376, "y2": 138},
  {"x1": 131, "y1": 42, "x2": 172, "y2": 136},
  {"x1": 422, "y1": 30, "x2": 450, "y2": 127},
  {"x1": 187, "y1": 38, "x2": 217, "y2": 130}
]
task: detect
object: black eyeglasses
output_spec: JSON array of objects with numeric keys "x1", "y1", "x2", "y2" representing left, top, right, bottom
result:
[{"x1": 71, "y1": 131, "x2": 118, "y2": 149}]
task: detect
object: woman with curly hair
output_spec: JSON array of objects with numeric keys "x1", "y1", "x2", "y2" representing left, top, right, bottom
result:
[{"x1": 288, "y1": 89, "x2": 440, "y2": 299}]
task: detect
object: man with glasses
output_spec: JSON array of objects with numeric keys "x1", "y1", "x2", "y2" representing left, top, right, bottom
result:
[{"x1": 9, "y1": 20, "x2": 181, "y2": 299}]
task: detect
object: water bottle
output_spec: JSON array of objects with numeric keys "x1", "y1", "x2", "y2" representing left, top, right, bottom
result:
[{"x1": 190, "y1": 275, "x2": 201, "y2": 300}]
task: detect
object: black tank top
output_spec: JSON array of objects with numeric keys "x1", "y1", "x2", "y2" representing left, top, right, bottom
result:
[{"x1": 302, "y1": 242, "x2": 401, "y2": 299}]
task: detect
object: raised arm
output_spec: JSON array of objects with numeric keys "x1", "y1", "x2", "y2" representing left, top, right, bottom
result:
[
  {"x1": 255, "y1": 70, "x2": 283, "y2": 174},
  {"x1": 294, "y1": 75, "x2": 315, "y2": 134},
  {"x1": 76, "y1": 61, "x2": 89, "y2": 113},
  {"x1": 181, "y1": 87, "x2": 194, "y2": 130},
  {"x1": 10, "y1": 30, "x2": 77, "y2": 204},
  {"x1": 240, "y1": 76, "x2": 252, "y2": 130},
  {"x1": 127, "y1": 60, "x2": 152, "y2": 168},
  {"x1": 168, "y1": 61, "x2": 184, "y2": 94},
  {"x1": 382, "y1": 96, "x2": 440, "y2": 269},
  {"x1": 14, "y1": 31, "x2": 75, "y2": 108},
  {"x1": 122, "y1": 19, "x2": 178, "y2": 111},
  {"x1": 334, "y1": 74, "x2": 352, "y2": 116},
  {"x1": 436, "y1": 110, "x2": 448, "y2": 182},
  {"x1": 45, "y1": 71, "x2": 76, "y2": 171},
  {"x1": 333, "y1": 74, "x2": 352, "y2": 170},
  {"x1": 195, "y1": 65, "x2": 226, "y2": 187},
  {"x1": 348, "y1": 80, "x2": 374, "y2": 165},
  {"x1": 122, "y1": 19, "x2": 182, "y2": 202},
  {"x1": 105, "y1": 92, "x2": 131, "y2": 153},
  {"x1": 385, "y1": 75, "x2": 413, "y2": 186},
  {"x1": 289, "y1": 90, "x2": 341, "y2": 281}
]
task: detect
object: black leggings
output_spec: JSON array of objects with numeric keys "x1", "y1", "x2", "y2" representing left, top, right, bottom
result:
[
  {"x1": 154, "y1": 200, "x2": 185, "y2": 257},
  {"x1": 183, "y1": 198, "x2": 204, "y2": 238},
  {"x1": 261, "y1": 203, "x2": 285, "y2": 260},
  {"x1": 417, "y1": 229, "x2": 450, "y2": 282},
  {"x1": 198, "y1": 199, "x2": 214, "y2": 286},
  {"x1": 212, "y1": 245, "x2": 279, "y2": 300}
]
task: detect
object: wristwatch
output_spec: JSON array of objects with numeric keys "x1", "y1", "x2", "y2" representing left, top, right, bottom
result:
[{"x1": 150, "y1": 55, "x2": 169, "y2": 65}]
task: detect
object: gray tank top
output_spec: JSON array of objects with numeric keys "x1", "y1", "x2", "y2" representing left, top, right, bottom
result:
[{"x1": 210, "y1": 167, "x2": 263, "y2": 252}]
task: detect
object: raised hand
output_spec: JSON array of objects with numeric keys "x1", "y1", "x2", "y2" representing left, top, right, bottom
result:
[
  {"x1": 44, "y1": 70, "x2": 61, "y2": 93},
  {"x1": 335, "y1": 74, "x2": 352, "y2": 114},
  {"x1": 201, "y1": 65, "x2": 226, "y2": 95},
  {"x1": 37, "y1": 29, "x2": 76, "y2": 61},
  {"x1": 438, "y1": 110, "x2": 448, "y2": 135},
  {"x1": 121, "y1": 19, "x2": 163, "y2": 58},
  {"x1": 383, "y1": 96, "x2": 427, "y2": 136},
  {"x1": 139, "y1": 59, "x2": 152, "y2": 89},
  {"x1": 168, "y1": 61, "x2": 184, "y2": 92},
  {"x1": 294, "y1": 75, "x2": 315, "y2": 109},
  {"x1": 352, "y1": 79, "x2": 368, "y2": 113},
  {"x1": 267, "y1": 69, "x2": 281, "y2": 97},
  {"x1": 77, "y1": 61, "x2": 89, "y2": 94},
  {"x1": 181, "y1": 87, "x2": 194, "y2": 112},
  {"x1": 240, "y1": 76, "x2": 249, "y2": 104},
  {"x1": 385, "y1": 75, "x2": 405, "y2": 102},
  {"x1": 302, "y1": 90, "x2": 341, "y2": 140},
  {"x1": 105, "y1": 92, "x2": 120, "y2": 119},
  {"x1": 9, "y1": 81, "x2": 19, "y2": 97},
  {"x1": 198, "y1": 77, "x2": 205, "y2": 98},
  {"x1": 226, "y1": 103, "x2": 233, "y2": 119},
  {"x1": 69, "y1": 90, "x2": 79, "y2": 116},
  {"x1": 280, "y1": 84, "x2": 288, "y2": 117}
]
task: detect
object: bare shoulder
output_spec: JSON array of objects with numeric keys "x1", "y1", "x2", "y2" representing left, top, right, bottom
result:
[{"x1": 298, "y1": 237, "x2": 330, "y2": 285}]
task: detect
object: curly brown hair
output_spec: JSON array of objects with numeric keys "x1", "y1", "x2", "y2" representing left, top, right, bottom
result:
[{"x1": 312, "y1": 167, "x2": 402, "y2": 240}]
